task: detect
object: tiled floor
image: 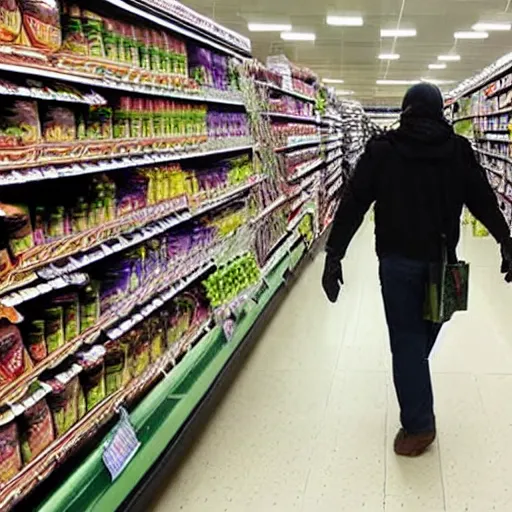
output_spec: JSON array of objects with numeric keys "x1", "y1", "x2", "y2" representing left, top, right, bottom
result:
[{"x1": 150, "y1": 222, "x2": 512, "y2": 511}]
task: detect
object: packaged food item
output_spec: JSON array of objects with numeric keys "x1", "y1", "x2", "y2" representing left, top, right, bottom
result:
[
  {"x1": 82, "y1": 9, "x2": 105, "y2": 58},
  {"x1": 0, "y1": 406, "x2": 22, "y2": 484},
  {"x1": 43, "y1": 363, "x2": 84, "y2": 436},
  {"x1": 41, "y1": 105, "x2": 76, "y2": 143},
  {"x1": 76, "y1": 345, "x2": 106, "y2": 411},
  {"x1": 149, "y1": 315, "x2": 166, "y2": 362},
  {"x1": 25, "y1": 318, "x2": 46, "y2": 363},
  {"x1": 129, "y1": 327, "x2": 150, "y2": 378},
  {"x1": 19, "y1": 0, "x2": 61, "y2": 51},
  {"x1": 46, "y1": 205, "x2": 65, "y2": 240},
  {"x1": 0, "y1": 322, "x2": 31, "y2": 385},
  {"x1": 53, "y1": 293, "x2": 79, "y2": 342},
  {"x1": 0, "y1": 99, "x2": 40, "y2": 146},
  {"x1": 0, "y1": 203, "x2": 35, "y2": 258},
  {"x1": 44, "y1": 305, "x2": 64, "y2": 354},
  {"x1": 87, "y1": 105, "x2": 113, "y2": 140},
  {"x1": 14, "y1": 382, "x2": 55, "y2": 463},
  {"x1": 0, "y1": 0, "x2": 22, "y2": 43},
  {"x1": 61, "y1": 3, "x2": 87, "y2": 55},
  {"x1": 104, "y1": 339, "x2": 125, "y2": 395},
  {"x1": 79, "y1": 282, "x2": 100, "y2": 332}
]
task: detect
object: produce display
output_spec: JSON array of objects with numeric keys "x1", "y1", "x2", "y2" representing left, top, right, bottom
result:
[{"x1": 0, "y1": 1, "x2": 372, "y2": 509}]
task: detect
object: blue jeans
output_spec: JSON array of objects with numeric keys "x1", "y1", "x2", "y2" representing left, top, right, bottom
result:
[{"x1": 379, "y1": 256, "x2": 442, "y2": 434}]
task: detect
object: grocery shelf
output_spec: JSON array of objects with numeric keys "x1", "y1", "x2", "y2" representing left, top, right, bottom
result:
[
  {"x1": 474, "y1": 148, "x2": 512, "y2": 163},
  {"x1": 32, "y1": 234, "x2": 319, "y2": 512},
  {"x1": 256, "y1": 80, "x2": 316, "y2": 103},
  {"x1": 0, "y1": 63, "x2": 245, "y2": 106},
  {"x1": 288, "y1": 158, "x2": 324, "y2": 181},
  {"x1": 0, "y1": 177, "x2": 263, "y2": 302},
  {"x1": 103, "y1": 0, "x2": 251, "y2": 57},
  {"x1": 0, "y1": 139, "x2": 254, "y2": 185},
  {"x1": 454, "y1": 106, "x2": 512, "y2": 122},
  {"x1": 274, "y1": 137, "x2": 322, "y2": 152},
  {"x1": 264, "y1": 112, "x2": 319, "y2": 124}
]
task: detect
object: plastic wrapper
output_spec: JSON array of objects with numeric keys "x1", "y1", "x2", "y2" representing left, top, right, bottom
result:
[
  {"x1": 0, "y1": 322, "x2": 32, "y2": 386},
  {"x1": 41, "y1": 105, "x2": 76, "y2": 143},
  {"x1": 25, "y1": 318, "x2": 46, "y2": 363},
  {"x1": 0, "y1": 203, "x2": 35, "y2": 258},
  {"x1": 43, "y1": 363, "x2": 85, "y2": 436},
  {"x1": 76, "y1": 345, "x2": 106, "y2": 412},
  {"x1": 0, "y1": 406, "x2": 22, "y2": 484},
  {"x1": 104, "y1": 339, "x2": 126, "y2": 396},
  {"x1": 0, "y1": 0, "x2": 22, "y2": 43},
  {"x1": 61, "y1": 3, "x2": 87, "y2": 55},
  {"x1": 44, "y1": 305, "x2": 64, "y2": 354},
  {"x1": 0, "y1": 99, "x2": 40, "y2": 146},
  {"x1": 14, "y1": 382, "x2": 55, "y2": 463},
  {"x1": 19, "y1": 0, "x2": 61, "y2": 51}
]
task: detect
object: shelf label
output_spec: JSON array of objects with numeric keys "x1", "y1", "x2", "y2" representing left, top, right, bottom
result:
[{"x1": 102, "y1": 408, "x2": 141, "y2": 481}]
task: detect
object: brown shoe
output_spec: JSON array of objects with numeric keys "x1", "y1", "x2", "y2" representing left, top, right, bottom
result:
[{"x1": 394, "y1": 428, "x2": 436, "y2": 457}]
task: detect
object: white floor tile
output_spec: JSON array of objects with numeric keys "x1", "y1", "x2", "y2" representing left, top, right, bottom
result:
[{"x1": 150, "y1": 224, "x2": 512, "y2": 512}]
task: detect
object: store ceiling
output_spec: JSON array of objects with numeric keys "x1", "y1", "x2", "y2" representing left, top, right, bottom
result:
[{"x1": 183, "y1": 0, "x2": 512, "y2": 106}]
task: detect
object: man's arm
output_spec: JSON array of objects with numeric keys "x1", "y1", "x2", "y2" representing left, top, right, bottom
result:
[
  {"x1": 325, "y1": 142, "x2": 377, "y2": 260},
  {"x1": 463, "y1": 140, "x2": 510, "y2": 244}
]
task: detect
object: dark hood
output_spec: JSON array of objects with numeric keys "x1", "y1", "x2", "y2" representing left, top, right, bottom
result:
[
  {"x1": 387, "y1": 82, "x2": 456, "y2": 160},
  {"x1": 388, "y1": 116, "x2": 456, "y2": 159}
]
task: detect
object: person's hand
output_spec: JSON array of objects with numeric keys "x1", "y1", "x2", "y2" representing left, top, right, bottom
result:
[
  {"x1": 500, "y1": 238, "x2": 512, "y2": 283},
  {"x1": 322, "y1": 254, "x2": 344, "y2": 303}
]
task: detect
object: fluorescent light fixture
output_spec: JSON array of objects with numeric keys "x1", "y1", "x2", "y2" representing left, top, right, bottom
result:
[
  {"x1": 326, "y1": 16, "x2": 363, "y2": 26},
  {"x1": 378, "y1": 53, "x2": 400, "y2": 60},
  {"x1": 323, "y1": 78, "x2": 345, "y2": 83},
  {"x1": 376, "y1": 79, "x2": 419, "y2": 85},
  {"x1": 248, "y1": 23, "x2": 292, "y2": 32},
  {"x1": 438, "y1": 54, "x2": 461, "y2": 61},
  {"x1": 281, "y1": 32, "x2": 316, "y2": 41},
  {"x1": 472, "y1": 22, "x2": 511, "y2": 31},
  {"x1": 454, "y1": 31, "x2": 488, "y2": 39},
  {"x1": 380, "y1": 29, "x2": 416, "y2": 37},
  {"x1": 429, "y1": 63, "x2": 447, "y2": 70},
  {"x1": 336, "y1": 90, "x2": 355, "y2": 95},
  {"x1": 421, "y1": 78, "x2": 455, "y2": 85}
]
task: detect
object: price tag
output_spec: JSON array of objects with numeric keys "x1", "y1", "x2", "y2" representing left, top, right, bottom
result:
[{"x1": 102, "y1": 408, "x2": 140, "y2": 481}]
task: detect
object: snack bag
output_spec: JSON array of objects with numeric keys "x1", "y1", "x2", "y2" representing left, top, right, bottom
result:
[
  {"x1": 14, "y1": 382, "x2": 55, "y2": 463},
  {"x1": 76, "y1": 345, "x2": 106, "y2": 411},
  {"x1": 61, "y1": 3, "x2": 87, "y2": 55},
  {"x1": 0, "y1": 406, "x2": 22, "y2": 484},
  {"x1": 44, "y1": 363, "x2": 84, "y2": 436},
  {"x1": 19, "y1": 0, "x2": 61, "y2": 51},
  {"x1": 0, "y1": 99, "x2": 40, "y2": 146},
  {"x1": 0, "y1": 203, "x2": 35, "y2": 258},
  {"x1": 0, "y1": 321, "x2": 32, "y2": 386},
  {"x1": 0, "y1": 0, "x2": 22, "y2": 43}
]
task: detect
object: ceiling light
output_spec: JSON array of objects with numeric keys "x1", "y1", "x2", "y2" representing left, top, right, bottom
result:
[
  {"x1": 420, "y1": 78, "x2": 455, "y2": 85},
  {"x1": 378, "y1": 53, "x2": 400, "y2": 60},
  {"x1": 380, "y1": 29, "x2": 417, "y2": 37},
  {"x1": 323, "y1": 78, "x2": 345, "y2": 83},
  {"x1": 429, "y1": 63, "x2": 447, "y2": 70},
  {"x1": 376, "y1": 80, "x2": 419, "y2": 85},
  {"x1": 454, "y1": 31, "x2": 488, "y2": 39},
  {"x1": 248, "y1": 23, "x2": 292, "y2": 32},
  {"x1": 326, "y1": 16, "x2": 363, "y2": 26},
  {"x1": 438, "y1": 55, "x2": 461, "y2": 61},
  {"x1": 472, "y1": 22, "x2": 511, "y2": 31},
  {"x1": 336, "y1": 90, "x2": 355, "y2": 95},
  {"x1": 280, "y1": 32, "x2": 315, "y2": 41}
]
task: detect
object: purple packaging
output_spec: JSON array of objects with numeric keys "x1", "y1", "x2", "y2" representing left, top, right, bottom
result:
[{"x1": 99, "y1": 263, "x2": 132, "y2": 314}]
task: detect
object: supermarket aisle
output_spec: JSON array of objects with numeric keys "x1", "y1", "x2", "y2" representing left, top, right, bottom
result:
[{"x1": 150, "y1": 221, "x2": 512, "y2": 512}]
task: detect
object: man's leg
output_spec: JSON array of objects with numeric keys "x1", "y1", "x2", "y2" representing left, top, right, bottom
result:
[{"x1": 379, "y1": 256, "x2": 436, "y2": 435}]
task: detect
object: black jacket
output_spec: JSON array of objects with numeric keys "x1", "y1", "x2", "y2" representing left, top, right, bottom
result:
[{"x1": 326, "y1": 117, "x2": 510, "y2": 262}]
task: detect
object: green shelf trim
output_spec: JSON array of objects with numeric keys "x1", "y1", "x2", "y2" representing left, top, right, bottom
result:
[{"x1": 35, "y1": 240, "x2": 299, "y2": 512}]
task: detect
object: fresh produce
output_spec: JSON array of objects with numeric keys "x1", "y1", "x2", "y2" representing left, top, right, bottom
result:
[{"x1": 203, "y1": 253, "x2": 260, "y2": 307}]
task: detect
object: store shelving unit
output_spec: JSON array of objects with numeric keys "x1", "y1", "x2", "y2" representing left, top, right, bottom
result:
[
  {"x1": 0, "y1": 3, "x2": 373, "y2": 511},
  {"x1": 449, "y1": 53, "x2": 512, "y2": 225}
]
